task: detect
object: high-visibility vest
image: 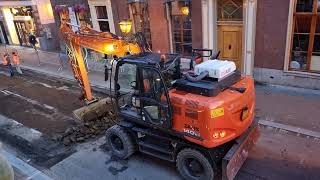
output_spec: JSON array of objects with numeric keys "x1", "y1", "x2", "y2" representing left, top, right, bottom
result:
[
  {"x1": 2, "y1": 55, "x2": 9, "y2": 65},
  {"x1": 12, "y1": 54, "x2": 20, "y2": 65}
]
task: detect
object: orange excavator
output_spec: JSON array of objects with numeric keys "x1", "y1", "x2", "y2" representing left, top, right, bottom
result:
[{"x1": 61, "y1": 22, "x2": 259, "y2": 180}]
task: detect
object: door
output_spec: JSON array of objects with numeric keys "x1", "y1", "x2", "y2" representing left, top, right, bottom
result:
[
  {"x1": 14, "y1": 21, "x2": 30, "y2": 46},
  {"x1": 0, "y1": 21, "x2": 9, "y2": 44},
  {"x1": 217, "y1": 0, "x2": 243, "y2": 70},
  {"x1": 218, "y1": 25, "x2": 243, "y2": 68},
  {"x1": 139, "y1": 67, "x2": 172, "y2": 128}
]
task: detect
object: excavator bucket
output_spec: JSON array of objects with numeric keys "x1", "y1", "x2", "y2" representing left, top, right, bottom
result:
[{"x1": 73, "y1": 98, "x2": 113, "y2": 122}]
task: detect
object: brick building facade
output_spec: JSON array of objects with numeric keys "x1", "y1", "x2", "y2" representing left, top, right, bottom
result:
[
  {"x1": 2, "y1": 0, "x2": 318, "y2": 89},
  {"x1": 50, "y1": 0, "x2": 91, "y2": 50},
  {"x1": 107, "y1": 0, "x2": 320, "y2": 89},
  {"x1": 109, "y1": 0, "x2": 203, "y2": 56},
  {"x1": 254, "y1": 0, "x2": 320, "y2": 89}
]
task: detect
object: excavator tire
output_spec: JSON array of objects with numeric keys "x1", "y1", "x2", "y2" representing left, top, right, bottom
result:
[
  {"x1": 176, "y1": 148, "x2": 214, "y2": 180},
  {"x1": 106, "y1": 125, "x2": 135, "y2": 159}
]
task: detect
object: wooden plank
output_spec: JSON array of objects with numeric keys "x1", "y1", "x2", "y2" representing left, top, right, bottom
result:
[
  {"x1": 306, "y1": 16, "x2": 316, "y2": 70},
  {"x1": 293, "y1": 12, "x2": 314, "y2": 16}
]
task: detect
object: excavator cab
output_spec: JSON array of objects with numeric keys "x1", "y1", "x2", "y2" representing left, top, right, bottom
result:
[{"x1": 114, "y1": 53, "x2": 178, "y2": 129}]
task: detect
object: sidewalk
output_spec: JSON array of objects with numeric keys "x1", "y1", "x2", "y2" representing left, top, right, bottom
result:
[
  {"x1": 1, "y1": 44, "x2": 320, "y2": 135},
  {"x1": 0, "y1": 45, "x2": 108, "y2": 89},
  {"x1": 255, "y1": 84, "x2": 320, "y2": 133}
]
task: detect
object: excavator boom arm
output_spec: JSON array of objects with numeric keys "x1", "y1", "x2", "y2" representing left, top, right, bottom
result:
[{"x1": 60, "y1": 23, "x2": 141, "y2": 103}]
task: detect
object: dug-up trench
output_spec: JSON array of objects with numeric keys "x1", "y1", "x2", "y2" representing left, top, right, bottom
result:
[{"x1": 53, "y1": 100, "x2": 117, "y2": 146}]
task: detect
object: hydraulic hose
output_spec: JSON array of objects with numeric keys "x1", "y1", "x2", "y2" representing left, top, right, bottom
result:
[{"x1": 185, "y1": 71, "x2": 209, "y2": 82}]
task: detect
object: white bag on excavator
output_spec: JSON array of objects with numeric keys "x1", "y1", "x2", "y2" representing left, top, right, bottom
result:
[{"x1": 194, "y1": 60, "x2": 236, "y2": 80}]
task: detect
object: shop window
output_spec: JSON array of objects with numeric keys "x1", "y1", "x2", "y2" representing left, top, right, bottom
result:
[
  {"x1": 129, "y1": 2, "x2": 152, "y2": 48},
  {"x1": 290, "y1": 0, "x2": 320, "y2": 72},
  {"x1": 95, "y1": 6, "x2": 110, "y2": 32},
  {"x1": 170, "y1": 1, "x2": 192, "y2": 57}
]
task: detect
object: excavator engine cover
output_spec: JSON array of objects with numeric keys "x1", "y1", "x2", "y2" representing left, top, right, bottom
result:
[{"x1": 174, "y1": 71, "x2": 241, "y2": 97}]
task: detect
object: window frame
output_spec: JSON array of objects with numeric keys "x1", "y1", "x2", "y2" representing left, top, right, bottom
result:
[
  {"x1": 129, "y1": 2, "x2": 153, "y2": 48},
  {"x1": 169, "y1": 1, "x2": 193, "y2": 57},
  {"x1": 88, "y1": 0, "x2": 115, "y2": 33},
  {"x1": 288, "y1": 0, "x2": 320, "y2": 73},
  {"x1": 95, "y1": 6, "x2": 110, "y2": 32}
]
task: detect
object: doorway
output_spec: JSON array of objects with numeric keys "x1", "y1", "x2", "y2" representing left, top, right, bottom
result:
[
  {"x1": 217, "y1": 0, "x2": 243, "y2": 70},
  {"x1": 0, "y1": 21, "x2": 9, "y2": 44},
  {"x1": 14, "y1": 20, "x2": 33, "y2": 46}
]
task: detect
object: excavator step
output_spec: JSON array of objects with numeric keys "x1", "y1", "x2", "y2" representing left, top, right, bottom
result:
[
  {"x1": 130, "y1": 126, "x2": 176, "y2": 162},
  {"x1": 139, "y1": 143, "x2": 175, "y2": 162},
  {"x1": 139, "y1": 141, "x2": 174, "y2": 155},
  {"x1": 132, "y1": 126, "x2": 174, "y2": 142}
]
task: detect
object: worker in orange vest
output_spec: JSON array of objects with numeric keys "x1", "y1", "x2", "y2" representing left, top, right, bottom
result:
[
  {"x1": 12, "y1": 52, "x2": 22, "y2": 75},
  {"x1": 2, "y1": 53, "x2": 14, "y2": 77}
]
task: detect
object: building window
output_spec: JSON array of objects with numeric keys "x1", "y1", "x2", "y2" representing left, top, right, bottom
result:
[
  {"x1": 129, "y1": 2, "x2": 152, "y2": 48},
  {"x1": 170, "y1": 1, "x2": 192, "y2": 57},
  {"x1": 55, "y1": 5, "x2": 90, "y2": 29},
  {"x1": 8, "y1": 6, "x2": 36, "y2": 46},
  {"x1": 218, "y1": 0, "x2": 243, "y2": 21},
  {"x1": 290, "y1": 0, "x2": 320, "y2": 72},
  {"x1": 95, "y1": 6, "x2": 110, "y2": 32}
]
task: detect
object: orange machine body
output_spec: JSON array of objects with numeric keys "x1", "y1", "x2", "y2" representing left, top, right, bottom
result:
[{"x1": 170, "y1": 76, "x2": 255, "y2": 148}]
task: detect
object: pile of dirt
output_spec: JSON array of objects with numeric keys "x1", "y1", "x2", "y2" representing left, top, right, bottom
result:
[{"x1": 54, "y1": 111, "x2": 117, "y2": 146}]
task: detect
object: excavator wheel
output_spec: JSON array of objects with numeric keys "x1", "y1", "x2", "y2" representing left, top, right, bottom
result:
[
  {"x1": 176, "y1": 148, "x2": 215, "y2": 180},
  {"x1": 106, "y1": 125, "x2": 135, "y2": 159}
]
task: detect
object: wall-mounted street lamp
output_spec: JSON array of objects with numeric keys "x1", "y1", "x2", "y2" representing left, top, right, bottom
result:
[
  {"x1": 165, "y1": 0, "x2": 191, "y2": 16},
  {"x1": 119, "y1": 20, "x2": 133, "y2": 34},
  {"x1": 180, "y1": 6, "x2": 189, "y2": 16}
]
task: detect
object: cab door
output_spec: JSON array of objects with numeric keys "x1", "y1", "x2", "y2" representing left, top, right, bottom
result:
[{"x1": 139, "y1": 67, "x2": 172, "y2": 128}]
